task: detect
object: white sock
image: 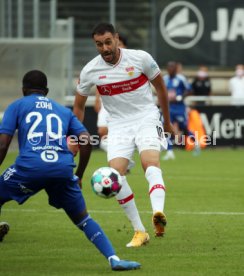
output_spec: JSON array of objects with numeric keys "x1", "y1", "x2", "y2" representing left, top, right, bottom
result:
[
  {"x1": 115, "y1": 176, "x2": 145, "y2": 232},
  {"x1": 100, "y1": 137, "x2": 108, "y2": 152},
  {"x1": 145, "y1": 166, "x2": 166, "y2": 213}
]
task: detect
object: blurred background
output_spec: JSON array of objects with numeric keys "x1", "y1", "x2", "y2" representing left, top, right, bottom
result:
[{"x1": 0, "y1": 0, "x2": 243, "y2": 147}]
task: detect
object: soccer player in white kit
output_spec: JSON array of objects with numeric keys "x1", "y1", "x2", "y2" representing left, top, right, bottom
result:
[
  {"x1": 94, "y1": 35, "x2": 135, "y2": 172},
  {"x1": 94, "y1": 34, "x2": 127, "y2": 152},
  {"x1": 73, "y1": 23, "x2": 174, "y2": 247}
]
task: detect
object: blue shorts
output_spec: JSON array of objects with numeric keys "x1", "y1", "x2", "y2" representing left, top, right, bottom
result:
[
  {"x1": 170, "y1": 109, "x2": 187, "y2": 130},
  {"x1": 0, "y1": 165, "x2": 86, "y2": 217}
]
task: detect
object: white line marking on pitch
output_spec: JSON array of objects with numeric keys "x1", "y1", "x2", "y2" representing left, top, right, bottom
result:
[
  {"x1": 2, "y1": 208, "x2": 244, "y2": 216},
  {"x1": 175, "y1": 211, "x2": 244, "y2": 215}
]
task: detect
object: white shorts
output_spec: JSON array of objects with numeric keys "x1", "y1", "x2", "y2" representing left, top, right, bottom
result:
[
  {"x1": 107, "y1": 111, "x2": 168, "y2": 161},
  {"x1": 97, "y1": 105, "x2": 109, "y2": 128}
]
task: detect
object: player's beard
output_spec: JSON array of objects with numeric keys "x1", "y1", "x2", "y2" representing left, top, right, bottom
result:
[{"x1": 102, "y1": 50, "x2": 116, "y2": 64}]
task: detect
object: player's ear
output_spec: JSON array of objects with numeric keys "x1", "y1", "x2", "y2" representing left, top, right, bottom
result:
[{"x1": 45, "y1": 88, "x2": 49, "y2": 95}]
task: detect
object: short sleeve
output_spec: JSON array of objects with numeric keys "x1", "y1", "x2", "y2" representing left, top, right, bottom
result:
[
  {"x1": 0, "y1": 102, "x2": 18, "y2": 135},
  {"x1": 76, "y1": 67, "x2": 94, "y2": 96},
  {"x1": 140, "y1": 51, "x2": 161, "y2": 81}
]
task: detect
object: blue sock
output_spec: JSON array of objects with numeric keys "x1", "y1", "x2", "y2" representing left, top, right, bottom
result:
[
  {"x1": 77, "y1": 216, "x2": 115, "y2": 259},
  {"x1": 167, "y1": 139, "x2": 173, "y2": 150}
]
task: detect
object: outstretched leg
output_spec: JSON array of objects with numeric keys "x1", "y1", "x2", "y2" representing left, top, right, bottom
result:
[
  {"x1": 67, "y1": 210, "x2": 141, "y2": 270},
  {"x1": 57, "y1": 179, "x2": 141, "y2": 271}
]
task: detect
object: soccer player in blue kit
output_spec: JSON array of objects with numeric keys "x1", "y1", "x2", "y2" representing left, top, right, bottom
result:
[
  {"x1": 163, "y1": 61, "x2": 195, "y2": 160},
  {"x1": 0, "y1": 70, "x2": 140, "y2": 271}
]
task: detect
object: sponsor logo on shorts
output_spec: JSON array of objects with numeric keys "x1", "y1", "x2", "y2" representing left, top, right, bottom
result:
[{"x1": 3, "y1": 167, "x2": 16, "y2": 181}]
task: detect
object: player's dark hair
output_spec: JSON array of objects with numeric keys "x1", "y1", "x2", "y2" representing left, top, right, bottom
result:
[
  {"x1": 22, "y1": 70, "x2": 48, "y2": 94},
  {"x1": 118, "y1": 34, "x2": 127, "y2": 47},
  {"x1": 91, "y1": 22, "x2": 116, "y2": 37}
]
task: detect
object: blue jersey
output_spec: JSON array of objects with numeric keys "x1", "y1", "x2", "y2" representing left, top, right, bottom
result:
[
  {"x1": 0, "y1": 94, "x2": 87, "y2": 178},
  {"x1": 163, "y1": 74, "x2": 190, "y2": 113}
]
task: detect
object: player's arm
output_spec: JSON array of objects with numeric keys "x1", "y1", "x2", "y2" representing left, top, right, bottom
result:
[
  {"x1": 68, "y1": 112, "x2": 92, "y2": 187},
  {"x1": 68, "y1": 91, "x2": 87, "y2": 156},
  {"x1": 151, "y1": 74, "x2": 175, "y2": 135},
  {"x1": 94, "y1": 90, "x2": 101, "y2": 113},
  {"x1": 75, "y1": 131, "x2": 92, "y2": 187},
  {"x1": 73, "y1": 93, "x2": 88, "y2": 122},
  {"x1": 0, "y1": 134, "x2": 12, "y2": 166}
]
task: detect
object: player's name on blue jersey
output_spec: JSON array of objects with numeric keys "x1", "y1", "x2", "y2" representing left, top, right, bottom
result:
[{"x1": 35, "y1": 97, "x2": 53, "y2": 110}]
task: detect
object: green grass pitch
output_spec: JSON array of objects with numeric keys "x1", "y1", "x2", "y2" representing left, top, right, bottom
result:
[{"x1": 0, "y1": 148, "x2": 243, "y2": 275}]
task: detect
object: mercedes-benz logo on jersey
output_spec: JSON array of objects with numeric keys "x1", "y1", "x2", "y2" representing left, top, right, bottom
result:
[
  {"x1": 159, "y1": 1, "x2": 204, "y2": 49},
  {"x1": 101, "y1": 86, "x2": 111, "y2": 95}
]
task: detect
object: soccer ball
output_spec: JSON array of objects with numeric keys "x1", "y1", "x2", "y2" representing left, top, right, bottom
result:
[{"x1": 91, "y1": 167, "x2": 122, "y2": 198}]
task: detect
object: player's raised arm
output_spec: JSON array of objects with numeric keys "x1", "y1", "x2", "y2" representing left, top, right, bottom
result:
[
  {"x1": 150, "y1": 74, "x2": 175, "y2": 135},
  {"x1": 73, "y1": 93, "x2": 88, "y2": 122},
  {"x1": 0, "y1": 134, "x2": 12, "y2": 166}
]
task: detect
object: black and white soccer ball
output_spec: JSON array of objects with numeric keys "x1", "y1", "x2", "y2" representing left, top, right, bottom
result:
[{"x1": 91, "y1": 167, "x2": 122, "y2": 198}]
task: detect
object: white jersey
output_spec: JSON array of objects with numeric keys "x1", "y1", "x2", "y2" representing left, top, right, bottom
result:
[
  {"x1": 77, "y1": 48, "x2": 160, "y2": 123},
  {"x1": 97, "y1": 102, "x2": 109, "y2": 127}
]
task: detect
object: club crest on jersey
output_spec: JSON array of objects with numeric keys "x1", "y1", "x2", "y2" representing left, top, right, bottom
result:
[{"x1": 125, "y1": 66, "x2": 135, "y2": 77}]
